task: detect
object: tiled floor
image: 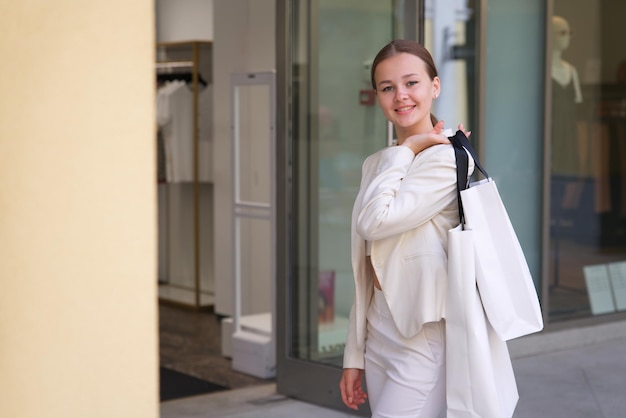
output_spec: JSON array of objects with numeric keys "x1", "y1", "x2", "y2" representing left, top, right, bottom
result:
[
  {"x1": 159, "y1": 300, "x2": 626, "y2": 417},
  {"x1": 159, "y1": 303, "x2": 270, "y2": 390},
  {"x1": 161, "y1": 335, "x2": 626, "y2": 418}
]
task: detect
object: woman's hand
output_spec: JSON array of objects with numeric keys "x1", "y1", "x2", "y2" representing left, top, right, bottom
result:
[
  {"x1": 401, "y1": 120, "x2": 450, "y2": 155},
  {"x1": 339, "y1": 368, "x2": 367, "y2": 411},
  {"x1": 458, "y1": 122, "x2": 471, "y2": 138}
]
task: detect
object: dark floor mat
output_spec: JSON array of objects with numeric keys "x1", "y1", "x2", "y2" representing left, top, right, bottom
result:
[{"x1": 160, "y1": 367, "x2": 228, "y2": 401}]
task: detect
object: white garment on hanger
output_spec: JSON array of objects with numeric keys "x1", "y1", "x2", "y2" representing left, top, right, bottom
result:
[
  {"x1": 198, "y1": 84, "x2": 213, "y2": 182},
  {"x1": 157, "y1": 80, "x2": 194, "y2": 182},
  {"x1": 157, "y1": 81, "x2": 178, "y2": 181}
]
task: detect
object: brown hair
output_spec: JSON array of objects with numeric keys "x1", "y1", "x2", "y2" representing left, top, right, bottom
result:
[
  {"x1": 370, "y1": 39, "x2": 439, "y2": 124},
  {"x1": 370, "y1": 39, "x2": 438, "y2": 89}
]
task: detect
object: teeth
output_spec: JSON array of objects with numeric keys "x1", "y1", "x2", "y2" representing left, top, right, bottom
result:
[{"x1": 397, "y1": 106, "x2": 413, "y2": 111}]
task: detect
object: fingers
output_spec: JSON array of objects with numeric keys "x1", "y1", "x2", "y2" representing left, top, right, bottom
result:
[
  {"x1": 339, "y1": 375, "x2": 351, "y2": 408},
  {"x1": 431, "y1": 132, "x2": 450, "y2": 145},
  {"x1": 402, "y1": 132, "x2": 449, "y2": 154},
  {"x1": 457, "y1": 123, "x2": 471, "y2": 138},
  {"x1": 432, "y1": 120, "x2": 445, "y2": 133},
  {"x1": 339, "y1": 371, "x2": 357, "y2": 410},
  {"x1": 352, "y1": 385, "x2": 368, "y2": 405},
  {"x1": 339, "y1": 369, "x2": 367, "y2": 411}
]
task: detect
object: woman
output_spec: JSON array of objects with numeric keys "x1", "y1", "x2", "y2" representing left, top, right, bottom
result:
[{"x1": 339, "y1": 39, "x2": 474, "y2": 417}]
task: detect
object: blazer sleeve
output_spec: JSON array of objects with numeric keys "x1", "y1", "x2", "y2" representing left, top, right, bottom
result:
[
  {"x1": 356, "y1": 144, "x2": 457, "y2": 241},
  {"x1": 342, "y1": 302, "x2": 365, "y2": 369},
  {"x1": 342, "y1": 154, "x2": 377, "y2": 370}
]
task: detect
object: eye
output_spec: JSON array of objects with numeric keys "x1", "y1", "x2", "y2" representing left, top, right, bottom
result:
[
  {"x1": 407, "y1": 80, "x2": 418, "y2": 87},
  {"x1": 381, "y1": 86, "x2": 393, "y2": 92}
]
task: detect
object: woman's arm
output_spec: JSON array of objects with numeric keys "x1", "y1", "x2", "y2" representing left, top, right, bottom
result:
[{"x1": 356, "y1": 144, "x2": 457, "y2": 241}]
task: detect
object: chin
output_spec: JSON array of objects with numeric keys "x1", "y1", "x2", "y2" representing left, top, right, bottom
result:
[{"x1": 394, "y1": 117, "x2": 421, "y2": 129}]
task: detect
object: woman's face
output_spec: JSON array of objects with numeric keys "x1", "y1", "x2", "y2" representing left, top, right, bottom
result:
[{"x1": 374, "y1": 53, "x2": 440, "y2": 137}]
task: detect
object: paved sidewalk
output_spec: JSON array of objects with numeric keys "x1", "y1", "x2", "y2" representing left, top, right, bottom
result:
[
  {"x1": 511, "y1": 334, "x2": 625, "y2": 418},
  {"x1": 161, "y1": 328, "x2": 626, "y2": 418}
]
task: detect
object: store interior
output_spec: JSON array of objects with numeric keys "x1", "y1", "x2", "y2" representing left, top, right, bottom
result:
[{"x1": 155, "y1": 0, "x2": 277, "y2": 399}]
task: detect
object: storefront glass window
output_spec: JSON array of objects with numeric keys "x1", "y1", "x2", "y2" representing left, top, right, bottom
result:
[{"x1": 549, "y1": 1, "x2": 626, "y2": 320}]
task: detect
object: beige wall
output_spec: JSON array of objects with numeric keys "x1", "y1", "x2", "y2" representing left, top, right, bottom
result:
[{"x1": 0, "y1": 1, "x2": 158, "y2": 417}]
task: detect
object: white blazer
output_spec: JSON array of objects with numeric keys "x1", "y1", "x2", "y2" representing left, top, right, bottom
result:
[{"x1": 343, "y1": 143, "x2": 474, "y2": 369}]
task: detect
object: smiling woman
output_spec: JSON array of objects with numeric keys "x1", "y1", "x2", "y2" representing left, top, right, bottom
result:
[
  {"x1": 371, "y1": 41, "x2": 441, "y2": 143},
  {"x1": 373, "y1": 51, "x2": 440, "y2": 142},
  {"x1": 339, "y1": 39, "x2": 474, "y2": 418}
]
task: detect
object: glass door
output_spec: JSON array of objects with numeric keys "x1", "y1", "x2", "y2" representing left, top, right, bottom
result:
[
  {"x1": 277, "y1": 0, "x2": 482, "y2": 414},
  {"x1": 277, "y1": 0, "x2": 418, "y2": 414},
  {"x1": 292, "y1": 0, "x2": 403, "y2": 367}
]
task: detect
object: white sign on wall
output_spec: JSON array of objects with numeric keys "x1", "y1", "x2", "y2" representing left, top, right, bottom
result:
[
  {"x1": 607, "y1": 262, "x2": 626, "y2": 311},
  {"x1": 583, "y1": 264, "x2": 616, "y2": 315}
]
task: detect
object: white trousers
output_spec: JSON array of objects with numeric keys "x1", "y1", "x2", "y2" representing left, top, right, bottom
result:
[{"x1": 364, "y1": 288, "x2": 446, "y2": 418}]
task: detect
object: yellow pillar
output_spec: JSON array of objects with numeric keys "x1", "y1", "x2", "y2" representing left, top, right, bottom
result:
[{"x1": 0, "y1": 1, "x2": 158, "y2": 417}]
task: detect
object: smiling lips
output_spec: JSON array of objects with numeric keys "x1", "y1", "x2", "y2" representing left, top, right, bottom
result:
[{"x1": 396, "y1": 105, "x2": 415, "y2": 114}]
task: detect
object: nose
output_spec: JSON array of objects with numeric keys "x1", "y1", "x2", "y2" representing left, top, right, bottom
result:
[{"x1": 394, "y1": 87, "x2": 408, "y2": 102}]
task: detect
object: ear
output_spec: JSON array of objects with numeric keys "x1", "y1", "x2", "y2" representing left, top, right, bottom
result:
[{"x1": 432, "y1": 76, "x2": 441, "y2": 98}]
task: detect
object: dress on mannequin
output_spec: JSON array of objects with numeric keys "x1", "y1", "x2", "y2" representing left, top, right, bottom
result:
[
  {"x1": 551, "y1": 16, "x2": 582, "y2": 177},
  {"x1": 552, "y1": 76, "x2": 579, "y2": 176}
]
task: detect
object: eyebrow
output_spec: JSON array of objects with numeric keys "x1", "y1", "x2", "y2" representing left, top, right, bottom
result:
[{"x1": 377, "y1": 73, "x2": 420, "y2": 88}]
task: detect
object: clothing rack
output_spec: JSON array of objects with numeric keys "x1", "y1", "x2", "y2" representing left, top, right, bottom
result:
[
  {"x1": 156, "y1": 60, "x2": 194, "y2": 70},
  {"x1": 156, "y1": 60, "x2": 208, "y2": 86},
  {"x1": 156, "y1": 41, "x2": 213, "y2": 310}
]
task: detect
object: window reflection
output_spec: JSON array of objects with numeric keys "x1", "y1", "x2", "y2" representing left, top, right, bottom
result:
[{"x1": 549, "y1": 2, "x2": 626, "y2": 320}]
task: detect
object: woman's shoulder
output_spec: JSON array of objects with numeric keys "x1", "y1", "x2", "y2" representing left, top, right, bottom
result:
[
  {"x1": 361, "y1": 147, "x2": 387, "y2": 168},
  {"x1": 417, "y1": 142, "x2": 455, "y2": 161}
]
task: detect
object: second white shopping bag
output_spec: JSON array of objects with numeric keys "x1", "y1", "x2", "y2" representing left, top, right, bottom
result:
[
  {"x1": 450, "y1": 130, "x2": 543, "y2": 341},
  {"x1": 446, "y1": 224, "x2": 519, "y2": 418}
]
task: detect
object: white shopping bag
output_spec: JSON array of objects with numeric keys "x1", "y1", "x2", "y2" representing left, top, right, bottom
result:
[
  {"x1": 461, "y1": 179, "x2": 543, "y2": 341},
  {"x1": 446, "y1": 224, "x2": 519, "y2": 418}
]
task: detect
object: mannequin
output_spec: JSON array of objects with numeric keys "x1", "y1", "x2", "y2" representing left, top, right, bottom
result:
[
  {"x1": 551, "y1": 15, "x2": 582, "y2": 177},
  {"x1": 552, "y1": 16, "x2": 582, "y2": 104},
  {"x1": 550, "y1": 15, "x2": 601, "y2": 251}
]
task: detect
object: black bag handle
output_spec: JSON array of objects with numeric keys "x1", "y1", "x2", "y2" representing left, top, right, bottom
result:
[
  {"x1": 449, "y1": 130, "x2": 489, "y2": 180},
  {"x1": 448, "y1": 130, "x2": 489, "y2": 225},
  {"x1": 451, "y1": 136, "x2": 469, "y2": 225}
]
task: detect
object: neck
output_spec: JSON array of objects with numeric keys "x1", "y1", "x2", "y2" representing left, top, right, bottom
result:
[
  {"x1": 396, "y1": 122, "x2": 434, "y2": 145},
  {"x1": 552, "y1": 50, "x2": 563, "y2": 66}
]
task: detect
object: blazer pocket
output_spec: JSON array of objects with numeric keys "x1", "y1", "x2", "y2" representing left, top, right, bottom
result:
[{"x1": 402, "y1": 252, "x2": 445, "y2": 263}]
